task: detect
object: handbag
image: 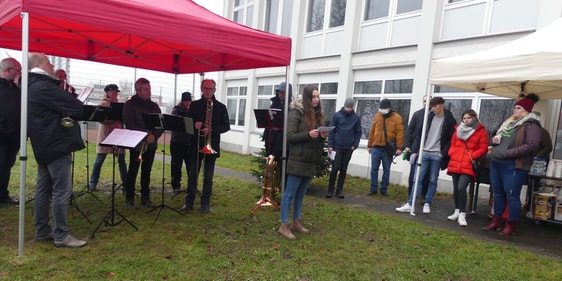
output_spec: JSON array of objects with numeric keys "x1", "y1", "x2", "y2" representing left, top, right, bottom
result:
[
  {"x1": 383, "y1": 117, "x2": 396, "y2": 157},
  {"x1": 464, "y1": 141, "x2": 480, "y2": 172}
]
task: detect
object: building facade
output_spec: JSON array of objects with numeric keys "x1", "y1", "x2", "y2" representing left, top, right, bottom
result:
[{"x1": 214, "y1": 0, "x2": 562, "y2": 189}]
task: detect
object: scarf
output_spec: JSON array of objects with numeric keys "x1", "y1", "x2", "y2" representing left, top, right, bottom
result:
[
  {"x1": 495, "y1": 112, "x2": 537, "y2": 139},
  {"x1": 456, "y1": 118, "x2": 479, "y2": 141}
]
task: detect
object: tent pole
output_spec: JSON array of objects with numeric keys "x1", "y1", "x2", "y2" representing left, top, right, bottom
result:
[
  {"x1": 410, "y1": 84, "x2": 433, "y2": 216},
  {"x1": 280, "y1": 67, "x2": 290, "y2": 194},
  {"x1": 18, "y1": 12, "x2": 30, "y2": 257}
]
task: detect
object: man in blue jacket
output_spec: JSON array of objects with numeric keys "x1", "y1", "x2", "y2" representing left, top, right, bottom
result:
[
  {"x1": 27, "y1": 52, "x2": 87, "y2": 248},
  {"x1": 326, "y1": 98, "x2": 362, "y2": 198}
]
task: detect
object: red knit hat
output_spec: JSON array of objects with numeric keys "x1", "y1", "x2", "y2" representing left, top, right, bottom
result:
[{"x1": 514, "y1": 93, "x2": 539, "y2": 113}]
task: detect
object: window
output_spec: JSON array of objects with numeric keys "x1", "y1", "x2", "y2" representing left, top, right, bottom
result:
[
  {"x1": 364, "y1": 0, "x2": 390, "y2": 20},
  {"x1": 384, "y1": 79, "x2": 413, "y2": 94},
  {"x1": 234, "y1": 0, "x2": 254, "y2": 26},
  {"x1": 257, "y1": 85, "x2": 275, "y2": 109},
  {"x1": 329, "y1": 0, "x2": 346, "y2": 28},
  {"x1": 443, "y1": 99, "x2": 472, "y2": 124},
  {"x1": 396, "y1": 0, "x2": 423, "y2": 14},
  {"x1": 226, "y1": 86, "x2": 247, "y2": 126},
  {"x1": 320, "y1": 82, "x2": 338, "y2": 125},
  {"x1": 354, "y1": 81, "x2": 382, "y2": 94},
  {"x1": 307, "y1": 0, "x2": 326, "y2": 32},
  {"x1": 479, "y1": 99, "x2": 515, "y2": 137},
  {"x1": 553, "y1": 108, "x2": 562, "y2": 160},
  {"x1": 266, "y1": 0, "x2": 293, "y2": 36}
]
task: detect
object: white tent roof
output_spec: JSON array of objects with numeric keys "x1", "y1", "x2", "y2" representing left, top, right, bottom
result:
[{"x1": 430, "y1": 18, "x2": 562, "y2": 100}]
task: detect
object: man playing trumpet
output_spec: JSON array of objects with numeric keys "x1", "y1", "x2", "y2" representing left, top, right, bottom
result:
[
  {"x1": 123, "y1": 78, "x2": 163, "y2": 208},
  {"x1": 181, "y1": 79, "x2": 230, "y2": 214}
]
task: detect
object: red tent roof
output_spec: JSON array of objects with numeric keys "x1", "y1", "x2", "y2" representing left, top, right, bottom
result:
[{"x1": 0, "y1": 0, "x2": 291, "y2": 73}]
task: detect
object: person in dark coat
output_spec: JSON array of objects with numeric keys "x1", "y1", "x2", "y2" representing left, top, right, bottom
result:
[
  {"x1": 278, "y1": 85, "x2": 328, "y2": 239},
  {"x1": 181, "y1": 79, "x2": 230, "y2": 214},
  {"x1": 123, "y1": 78, "x2": 163, "y2": 208},
  {"x1": 326, "y1": 98, "x2": 361, "y2": 198},
  {"x1": 0, "y1": 58, "x2": 21, "y2": 205},
  {"x1": 396, "y1": 97, "x2": 456, "y2": 214},
  {"x1": 484, "y1": 94, "x2": 541, "y2": 236},
  {"x1": 27, "y1": 52, "x2": 87, "y2": 248},
  {"x1": 403, "y1": 96, "x2": 430, "y2": 201},
  {"x1": 170, "y1": 91, "x2": 192, "y2": 193}
]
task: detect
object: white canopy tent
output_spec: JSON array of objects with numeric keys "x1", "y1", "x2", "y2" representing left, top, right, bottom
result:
[
  {"x1": 405, "y1": 18, "x2": 562, "y2": 215},
  {"x1": 430, "y1": 17, "x2": 562, "y2": 100}
]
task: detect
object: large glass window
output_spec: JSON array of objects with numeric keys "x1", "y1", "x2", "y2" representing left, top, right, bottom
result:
[
  {"x1": 257, "y1": 85, "x2": 275, "y2": 109},
  {"x1": 479, "y1": 99, "x2": 515, "y2": 136},
  {"x1": 307, "y1": 0, "x2": 326, "y2": 32},
  {"x1": 553, "y1": 108, "x2": 562, "y2": 160},
  {"x1": 364, "y1": 0, "x2": 390, "y2": 20},
  {"x1": 265, "y1": 0, "x2": 280, "y2": 33},
  {"x1": 226, "y1": 86, "x2": 248, "y2": 126},
  {"x1": 396, "y1": 0, "x2": 423, "y2": 14},
  {"x1": 233, "y1": 0, "x2": 254, "y2": 26},
  {"x1": 443, "y1": 99, "x2": 471, "y2": 125},
  {"x1": 354, "y1": 81, "x2": 382, "y2": 95},
  {"x1": 266, "y1": 0, "x2": 293, "y2": 36},
  {"x1": 355, "y1": 99, "x2": 411, "y2": 140},
  {"x1": 384, "y1": 79, "x2": 413, "y2": 94},
  {"x1": 329, "y1": 0, "x2": 347, "y2": 28}
]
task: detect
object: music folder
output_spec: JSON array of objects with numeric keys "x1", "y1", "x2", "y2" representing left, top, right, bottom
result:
[
  {"x1": 253, "y1": 108, "x2": 283, "y2": 129},
  {"x1": 100, "y1": 129, "x2": 147, "y2": 149},
  {"x1": 77, "y1": 87, "x2": 94, "y2": 103},
  {"x1": 107, "y1": 102, "x2": 125, "y2": 121},
  {"x1": 142, "y1": 113, "x2": 194, "y2": 134},
  {"x1": 80, "y1": 105, "x2": 110, "y2": 121}
]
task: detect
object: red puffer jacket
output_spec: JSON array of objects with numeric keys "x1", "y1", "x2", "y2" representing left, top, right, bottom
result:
[{"x1": 447, "y1": 123, "x2": 489, "y2": 179}]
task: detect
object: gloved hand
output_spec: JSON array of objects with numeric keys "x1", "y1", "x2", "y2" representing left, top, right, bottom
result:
[{"x1": 409, "y1": 153, "x2": 417, "y2": 165}]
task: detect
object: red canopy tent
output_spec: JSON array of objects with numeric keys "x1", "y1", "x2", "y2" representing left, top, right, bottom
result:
[
  {"x1": 0, "y1": 0, "x2": 291, "y2": 257},
  {"x1": 0, "y1": 0, "x2": 291, "y2": 73}
]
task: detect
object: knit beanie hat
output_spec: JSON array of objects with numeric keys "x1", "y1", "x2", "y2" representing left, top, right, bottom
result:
[
  {"x1": 514, "y1": 93, "x2": 539, "y2": 113},
  {"x1": 344, "y1": 98, "x2": 354, "y2": 107}
]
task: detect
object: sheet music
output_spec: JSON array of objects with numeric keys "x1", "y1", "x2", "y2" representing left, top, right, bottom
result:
[
  {"x1": 77, "y1": 87, "x2": 94, "y2": 103},
  {"x1": 100, "y1": 129, "x2": 147, "y2": 149},
  {"x1": 317, "y1": 126, "x2": 335, "y2": 133}
]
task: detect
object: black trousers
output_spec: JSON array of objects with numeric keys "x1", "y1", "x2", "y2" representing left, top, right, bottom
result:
[{"x1": 125, "y1": 148, "x2": 156, "y2": 200}]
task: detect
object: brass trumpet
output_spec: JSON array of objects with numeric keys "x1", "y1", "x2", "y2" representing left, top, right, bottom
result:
[{"x1": 200, "y1": 99, "x2": 217, "y2": 154}]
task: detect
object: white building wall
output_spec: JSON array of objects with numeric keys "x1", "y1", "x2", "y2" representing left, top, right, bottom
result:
[{"x1": 219, "y1": 0, "x2": 562, "y2": 193}]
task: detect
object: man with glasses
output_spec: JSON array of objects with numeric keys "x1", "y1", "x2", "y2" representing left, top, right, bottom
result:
[
  {"x1": 0, "y1": 58, "x2": 21, "y2": 205},
  {"x1": 181, "y1": 79, "x2": 230, "y2": 214}
]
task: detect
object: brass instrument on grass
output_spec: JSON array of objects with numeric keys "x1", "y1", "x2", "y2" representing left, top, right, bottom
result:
[{"x1": 200, "y1": 99, "x2": 217, "y2": 154}]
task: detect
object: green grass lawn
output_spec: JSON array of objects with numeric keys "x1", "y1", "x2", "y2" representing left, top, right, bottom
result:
[{"x1": 0, "y1": 146, "x2": 561, "y2": 280}]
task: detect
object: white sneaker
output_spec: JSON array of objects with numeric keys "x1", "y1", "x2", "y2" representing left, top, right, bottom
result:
[
  {"x1": 54, "y1": 234, "x2": 87, "y2": 248},
  {"x1": 395, "y1": 203, "x2": 412, "y2": 213},
  {"x1": 458, "y1": 213, "x2": 467, "y2": 226},
  {"x1": 447, "y1": 209, "x2": 460, "y2": 221},
  {"x1": 423, "y1": 203, "x2": 431, "y2": 214}
]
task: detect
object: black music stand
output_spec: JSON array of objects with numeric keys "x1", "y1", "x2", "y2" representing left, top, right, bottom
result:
[
  {"x1": 91, "y1": 129, "x2": 146, "y2": 238},
  {"x1": 75, "y1": 105, "x2": 110, "y2": 203},
  {"x1": 253, "y1": 108, "x2": 283, "y2": 130},
  {"x1": 142, "y1": 113, "x2": 193, "y2": 221},
  {"x1": 107, "y1": 102, "x2": 126, "y2": 194}
]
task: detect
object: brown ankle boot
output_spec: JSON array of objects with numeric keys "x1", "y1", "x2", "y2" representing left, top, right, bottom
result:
[
  {"x1": 278, "y1": 223, "x2": 296, "y2": 239},
  {"x1": 483, "y1": 215, "x2": 502, "y2": 231},
  {"x1": 499, "y1": 220, "x2": 516, "y2": 236},
  {"x1": 291, "y1": 219, "x2": 310, "y2": 234}
]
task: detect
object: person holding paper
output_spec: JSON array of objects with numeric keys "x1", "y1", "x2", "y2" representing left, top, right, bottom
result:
[
  {"x1": 367, "y1": 99, "x2": 404, "y2": 197},
  {"x1": 89, "y1": 84, "x2": 127, "y2": 191},
  {"x1": 170, "y1": 91, "x2": 192, "y2": 193},
  {"x1": 27, "y1": 52, "x2": 87, "y2": 247},
  {"x1": 123, "y1": 78, "x2": 163, "y2": 208},
  {"x1": 278, "y1": 85, "x2": 328, "y2": 239},
  {"x1": 326, "y1": 98, "x2": 361, "y2": 198}
]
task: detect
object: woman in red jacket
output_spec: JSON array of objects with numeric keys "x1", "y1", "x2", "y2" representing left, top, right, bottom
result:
[{"x1": 447, "y1": 109, "x2": 489, "y2": 226}]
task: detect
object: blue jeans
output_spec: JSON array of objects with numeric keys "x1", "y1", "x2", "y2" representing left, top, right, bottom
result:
[
  {"x1": 90, "y1": 153, "x2": 127, "y2": 186},
  {"x1": 280, "y1": 175, "x2": 312, "y2": 223},
  {"x1": 490, "y1": 159, "x2": 527, "y2": 221},
  {"x1": 369, "y1": 147, "x2": 391, "y2": 193},
  {"x1": 34, "y1": 154, "x2": 73, "y2": 241},
  {"x1": 0, "y1": 137, "x2": 20, "y2": 199},
  {"x1": 409, "y1": 152, "x2": 441, "y2": 205}
]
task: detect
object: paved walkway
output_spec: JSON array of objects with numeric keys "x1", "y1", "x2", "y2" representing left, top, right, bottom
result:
[{"x1": 215, "y1": 164, "x2": 562, "y2": 259}]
